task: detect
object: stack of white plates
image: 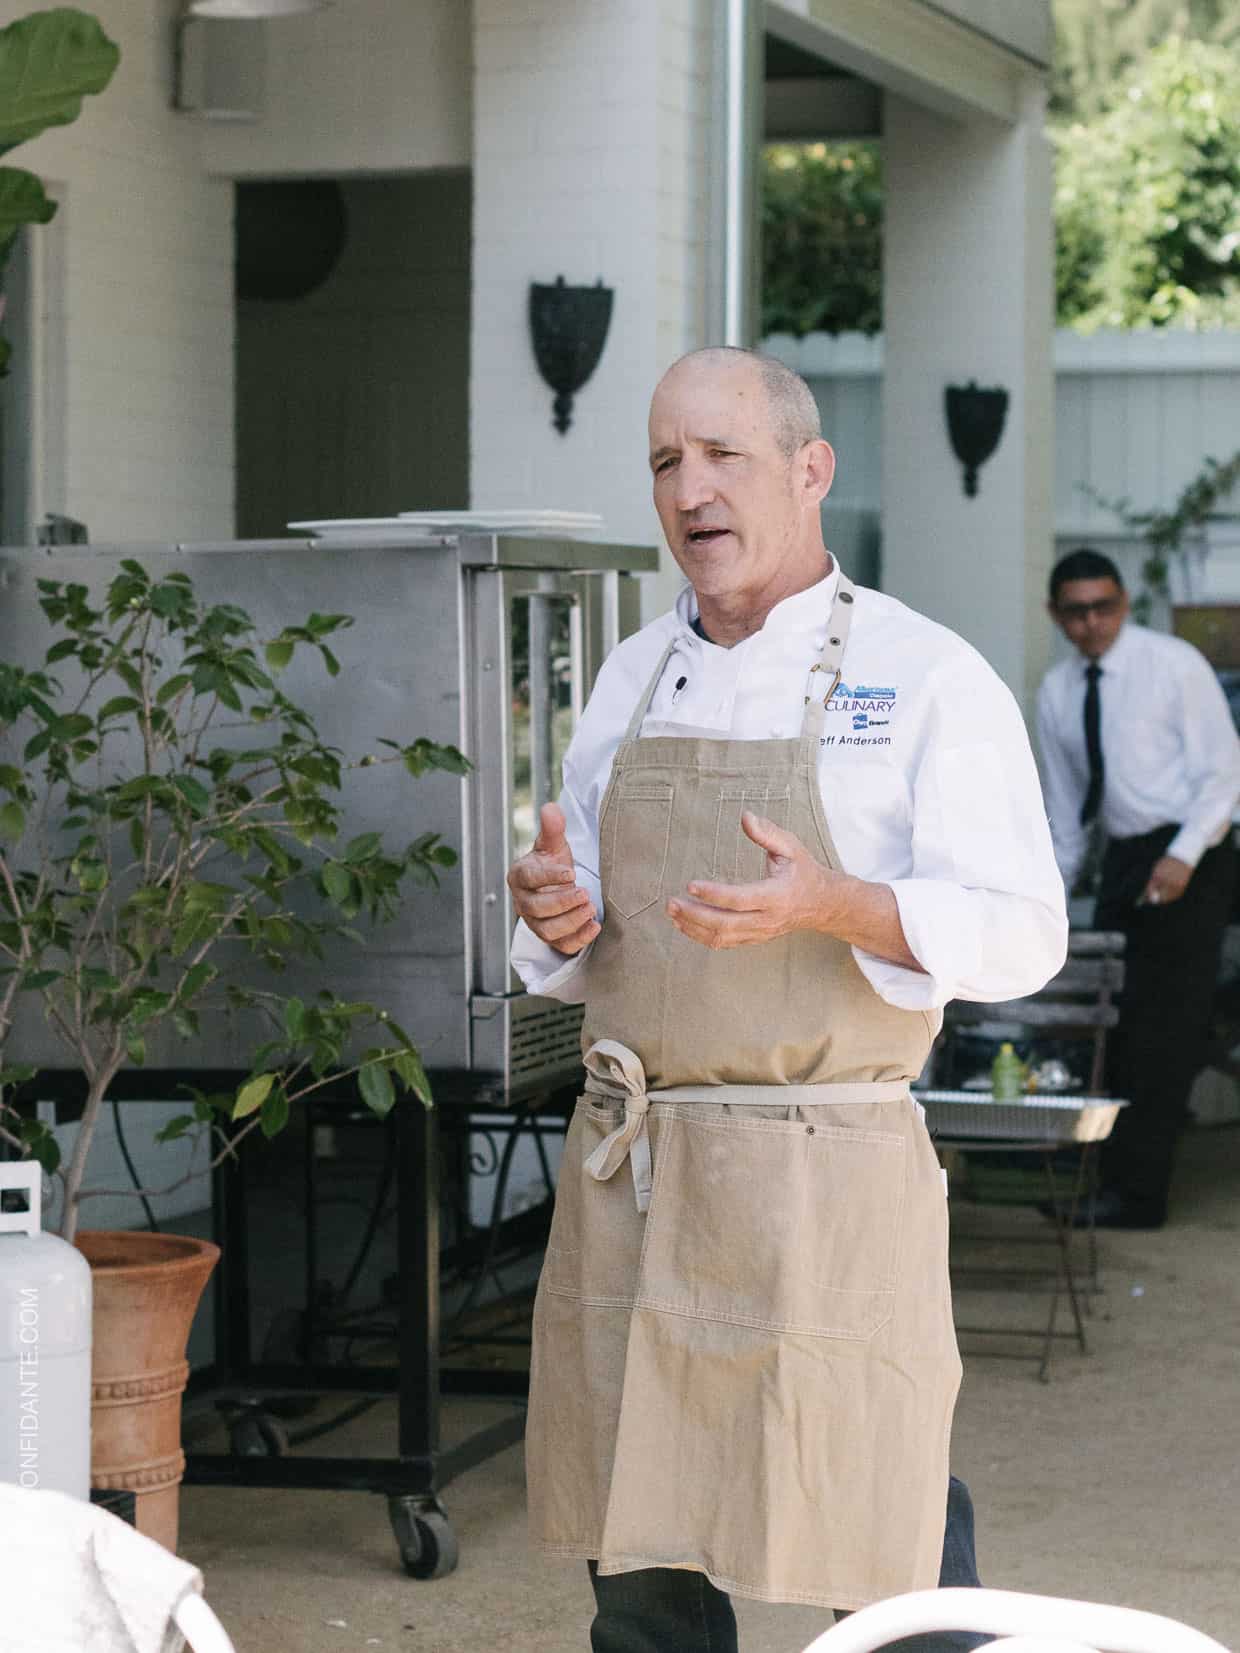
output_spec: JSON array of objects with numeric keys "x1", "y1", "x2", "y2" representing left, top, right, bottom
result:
[
  {"x1": 287, "y1": 518, "x2": 427, "y2": 542},
  {"x1": 287, "y1": 510, "x2": 604, "y2": 541},
  {"x1": 398, "y1": 509, "x2": 604, "y2": 535}
]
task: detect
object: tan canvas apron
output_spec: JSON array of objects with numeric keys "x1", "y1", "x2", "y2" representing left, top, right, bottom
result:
[{"x1": 526, "y1": 572, "x2": 962, "y2": 1611}]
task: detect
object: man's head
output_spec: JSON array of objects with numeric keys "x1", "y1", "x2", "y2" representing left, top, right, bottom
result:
[
  {"x1": 1048, "y1": 548, "x2": 1129, "y2": 660},
  {"x1": 648, "y1": 348, "x2": 835, "y2": 612}
]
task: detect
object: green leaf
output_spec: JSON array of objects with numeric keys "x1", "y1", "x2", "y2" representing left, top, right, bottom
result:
[
  {"x1": 322, "y1": 861, "x2": 352, "y2": 905},
  {"x1": 74, "y1": 857, "x2": 107, "y2": 892},
  {"x1": 0, "y1": 800, "x2": 25, "y2": 838},
  {"x1": 20, "y1": 969, "x2": 60, "y2": 991},
  {"x1": 265, "y1": 639, "x2": 295, "y2": 670},
  {"x1": 171, "y1": 773, "x2": 211, "y2": 815},
  {"x1": 52, "y1": 713, "x2": 92, "y2": 740},
  {"x1": 233, "y1": 1072, "x2": 274, "y2": 1119},
  {"x1": 125, "y1": 1030, "x2": 146, "y2": 1066},
  {"x1": 344, "y1": 831, "x2": 381, "y2": 863},
  {"x1": 155, "y1": 1114, "x2": 196, "y2": 1143},
  {"x1": 283, "y1": 995, "x2": 306, "y2": 1041},
  {"x1": 0, "y1": 166, "x2": 55, "y2": 268},
  {"x1": 259, "y1": 1086, "x2": 290, "y2": 1138},
  {"x1": 179, "y1": 960, "x2": 216, "y2": 1001},
  {"x1": 23, "y1": 729, "x2": 50, "y2": 762},
  {"x1": 0, "y1": 1063, "x2": 36, "y2": 1086},
  {"x1": 44, "y1": 636, "x2": 78, "y2": 664},
  {"x1": 393, "y1": 1046, "x2": 433, "y2": 1106},
  {"x1": 18, "y1": 1118, "x2": 59, "y2": 1175},
  {"x1": 0, "y1": 10, "x2": 121, "y2": 154},
  {"x1": 97, "y1": 695, "x2": 140, "y2": 720},
  {"x1": 156, "y1": 673, "x2": 190, "y2": 704},
  {"x1": 317, "y1": 644, "x2": 341, "y2": 678},
  {"x1": 358, "y1": 1059, "x2": 396, "y2": 1118}
]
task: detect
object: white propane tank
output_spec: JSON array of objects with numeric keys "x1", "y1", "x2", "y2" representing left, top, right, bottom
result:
[{"x1": 0, "y1": 1163, "x2": 92, "y2": 1498}]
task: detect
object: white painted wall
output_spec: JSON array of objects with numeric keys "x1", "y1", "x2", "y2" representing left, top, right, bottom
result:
[
  {"x1": 469, "y1": 0, "x2": 717, "y2": 621},
  {"x1": 1, "y1": 0, "x2": 234, "y2": 541},
  {"x1": 199, "y1": 0, "x2": 471, "y2": 178},
  {"x1": 881, "y1": 85, "x2": 1054, "y2": 709}
]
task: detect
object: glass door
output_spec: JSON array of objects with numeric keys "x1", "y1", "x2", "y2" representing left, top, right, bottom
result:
[{"x1": 468, "y1": 568, "x2": 605, "y2": 996}]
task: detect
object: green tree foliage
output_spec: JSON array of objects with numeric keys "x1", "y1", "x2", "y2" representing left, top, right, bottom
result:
[
  {"x1": 1055, "y1": 38, "x2": 1240, "y2": 330},
  {"x1": 761, "y1": 142, "x2": 882, "y2": 338},
  {"x1": 1051, "y1": 0, "x2": 1240, "y2": 120}
]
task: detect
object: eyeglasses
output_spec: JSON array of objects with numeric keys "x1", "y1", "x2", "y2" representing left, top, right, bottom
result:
[{"x1": 1055, "y1": 596, "x2": 1123, "y2": 623}]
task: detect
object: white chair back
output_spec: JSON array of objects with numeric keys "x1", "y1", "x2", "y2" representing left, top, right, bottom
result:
[{"x1": 800, "y1": 1588, "x2": 1232, "y2": 1653}]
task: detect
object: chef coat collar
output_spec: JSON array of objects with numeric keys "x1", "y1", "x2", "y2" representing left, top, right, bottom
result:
[{"x1": 673, "y1": 556, "x2": 840, "y2": 646}]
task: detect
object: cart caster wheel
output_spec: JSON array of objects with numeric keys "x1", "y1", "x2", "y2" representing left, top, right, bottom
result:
[
  {"x1": 229, "y1": 1411, "x2": 289, "y2": 1457},
  {"x1": 389, "y1": 1498, "x2": 459, "y2": 1580}
]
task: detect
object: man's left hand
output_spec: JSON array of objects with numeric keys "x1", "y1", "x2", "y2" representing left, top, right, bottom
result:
[
  {"x1": 666, "y1": 812, "x2": 844, "y2": 949},
  {"x1": 1141, "y1": 855, "x2": 1193, "y2": 907}
]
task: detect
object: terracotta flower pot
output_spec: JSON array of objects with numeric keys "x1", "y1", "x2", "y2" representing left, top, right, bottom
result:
[{"x1": 74, "y1": 1230, "x2": 219, "y2": 1551}]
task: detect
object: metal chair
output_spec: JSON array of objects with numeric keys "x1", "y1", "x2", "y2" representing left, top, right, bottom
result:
[
  {"x1": 800, "y1": 1587, "x2": 1230, "y2": 1653},
  {"x1": 924, "y1": 932, "x2": 1127, "y2": 1379}
]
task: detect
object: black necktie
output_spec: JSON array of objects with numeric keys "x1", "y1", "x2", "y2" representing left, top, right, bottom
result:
[{"x1": 1081, "y1": 662, "x2": 1104, "y2": 825}]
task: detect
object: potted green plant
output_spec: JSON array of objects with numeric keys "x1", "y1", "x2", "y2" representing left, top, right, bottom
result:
[
  {"x1": 0, "y1": 8, "x2": 120, "y2": 376},
  {"x1": 0, "y1": 559, "x2": 465, "y2": 1545}
]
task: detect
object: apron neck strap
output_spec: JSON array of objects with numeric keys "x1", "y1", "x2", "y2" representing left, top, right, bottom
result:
[
  {"x1": 801, "y1": 569, "x2": 857, "y2": 740},
  {"x1": 623, "y1": 636, "x2": 680, "y2": 742}
]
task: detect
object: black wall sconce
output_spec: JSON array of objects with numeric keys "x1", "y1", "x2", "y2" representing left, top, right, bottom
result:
[
  {"x1": 945, "y1": 380, "x2": 1009, "y2": 497},
  {"x1": 529, "y1": 275, "x2": 614, "y2": 434}
]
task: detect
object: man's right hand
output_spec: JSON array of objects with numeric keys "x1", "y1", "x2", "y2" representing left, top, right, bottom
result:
[{"x1": 506, "y1": 803, "x2": 600, "y2": 956}]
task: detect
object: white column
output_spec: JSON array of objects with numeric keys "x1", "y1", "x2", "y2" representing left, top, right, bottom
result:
[
  {"x1": 881, "y1": 83, "x2": 1054, "y2": 708},
  {"x1": 470, "y1": 0, "x2": 718, "y2": 618}
]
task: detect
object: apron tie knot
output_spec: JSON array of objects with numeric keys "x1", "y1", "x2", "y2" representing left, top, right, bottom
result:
[{"x1": 582, "y1": 1040, "x2": 653, "y2": 1212}]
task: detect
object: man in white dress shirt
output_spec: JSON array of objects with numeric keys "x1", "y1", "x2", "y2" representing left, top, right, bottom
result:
[
  {"x1": 1038, "y1": 547, "x2": 1240, "y2": 1228},
  {"x1": 507, "y1": 349, "x2": 1067, "y2": 1652}
]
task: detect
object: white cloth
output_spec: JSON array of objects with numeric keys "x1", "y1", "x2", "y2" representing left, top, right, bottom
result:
[
  {"x1": 0, "y1": 1484, "x2": 204, "y2": 1652},
  {"x1": 512, "y1": 568, "x2": 1067, "y2": 1012},
  {"x1": 1036, "y1": 621, "x2": 1240, "y2": 889}
]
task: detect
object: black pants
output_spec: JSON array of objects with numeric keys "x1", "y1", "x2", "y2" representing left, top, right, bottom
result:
[
  {"x1": 1095, "y1": 825, "x2": 1236, "y2": 1217},
  {"x1": 588, "y1": 1475, "x2": 983, "y2": 1653}
]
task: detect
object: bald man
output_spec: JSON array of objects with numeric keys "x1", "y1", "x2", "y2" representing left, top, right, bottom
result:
[{"x1": 508, "y1": 349, "x2": 1067, "y2": 1651}]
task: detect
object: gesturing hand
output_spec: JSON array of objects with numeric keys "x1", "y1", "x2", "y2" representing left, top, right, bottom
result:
[
  {"x1": 666, "y1": 811, "x2": 844, "y2": 950},
  {"x1": 506, "y1": 802, "x2": 600, "y2": 956}
]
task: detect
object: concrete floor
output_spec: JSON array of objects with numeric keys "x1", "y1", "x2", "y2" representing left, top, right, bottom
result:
[{"x1": 180, "y1": 1125, "x2": 1240, "y2": 1653}]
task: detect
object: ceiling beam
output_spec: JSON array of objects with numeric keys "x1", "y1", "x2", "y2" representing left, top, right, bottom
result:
[
  {"x1": 765, "y1": 75, "x2": 882, "y2": 140},
  {"x1": 765, "y1": 0, "x2": 1035, "y2": 124}
]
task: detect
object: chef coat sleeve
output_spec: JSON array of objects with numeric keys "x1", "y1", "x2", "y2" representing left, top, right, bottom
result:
[
  {"x1": 508, "y1": 643, "x2": 633, "y2": 1001},
  {"x1": 852, "y1": 651, "x2": 1068, "y2": 1010},
  {"x1": 1164, "y1": 648, "x2": 1240, "y2": 869},
  {"x1": 1035, "y1": 677, "x2": 1088, "y2": 890},
  {"x1": 508, "y1": 764, "x2": 602, "y2": 1002}
]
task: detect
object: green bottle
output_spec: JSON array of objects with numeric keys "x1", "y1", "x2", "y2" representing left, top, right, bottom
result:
[{"x1": 991, "y1": 1042, "x2": 1026, "y2": 1101}]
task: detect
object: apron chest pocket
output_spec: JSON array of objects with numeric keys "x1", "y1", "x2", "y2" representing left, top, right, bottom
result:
[
  {"x1": 635, "y1": 1111, "x2": 906, "y2": 1341},
  {"x1": 601, "y1": 782, "x2": 674, "y2": 918},
  {"x1": 713, "y1": 784, "x2": 791, "y2": 883}
]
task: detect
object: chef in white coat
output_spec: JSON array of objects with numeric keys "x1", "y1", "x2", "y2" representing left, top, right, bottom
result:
[{"x1": 508, "y1": 348, "x2": 1067, "y2": 1653}]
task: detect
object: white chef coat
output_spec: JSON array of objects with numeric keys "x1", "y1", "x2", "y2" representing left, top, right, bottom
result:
[
  {"x1": 1036, "y1": 620, "x2": 1240, "y2": 889},
  {"x1": 512, "y1": 565, "x2": 1067, "y2": 1012}
]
